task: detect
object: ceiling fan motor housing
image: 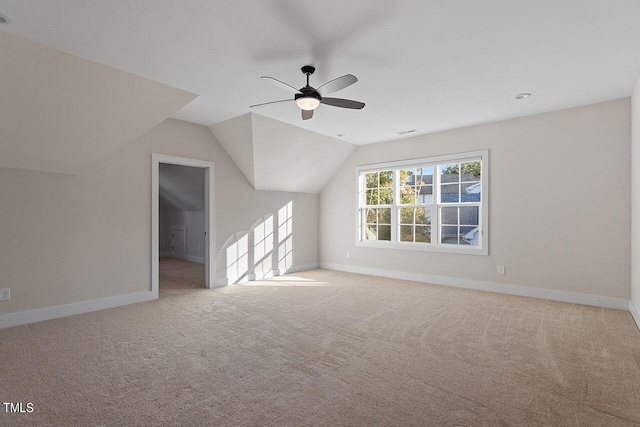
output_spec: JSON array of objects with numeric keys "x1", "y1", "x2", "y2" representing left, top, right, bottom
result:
[
  {"x1": 301, "y1": 65, "x2": 316, "y2": 75},
  {"x1": 295, "y1": 88, "x2": 321, "y2": 102}
]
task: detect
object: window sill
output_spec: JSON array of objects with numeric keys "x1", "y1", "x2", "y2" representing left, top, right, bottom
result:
[{"x1": 356, "y1": 240, "x2": 488, "y2": 255}]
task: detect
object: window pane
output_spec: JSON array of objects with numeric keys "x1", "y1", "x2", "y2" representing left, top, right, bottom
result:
[
  {"x1": 378, "y1": 225, "x2": 391, "y2": 241},
  {"x1": 460, "y1": 162, "x2": 481, "y2": 181},
  {"x1": 400, "y1": 208, "x2": 414, "y2": 224},
  {"x1": 461, "y1": 182, "x2": 481, "y2": 202},
  {"x1": 363, "y1": 171, "x2": 394, "y2": 204},
  {"x1": 441, "y1": 226, "x2": 459, "y2": 244},
  {"x1": 415, "y1": 208, "x2": 431, "y2": 225},
  {"x1": 365, "y1": 172, "x2": 378, "y2": 189},
  {"x1": 460, "y1": 226, "x2": 480, "y2": 246},
  {"x1": 419, "y1": 191, "x2": 433, "y2": 204},
  {"x1": 400, "y1": 186, "x2": 433, "y2": 204},
  {"x1": 415, "y1": 225, "x2": 431, "y2": 243},
  {"x1": 400, "y1": 167, "x2": 434, "y2": 205},
  {"x1": 365, "y1": 189, "x2": 377, "y2": 205},
  {"x1": 379, "y1": 187, "x2": 394, "y2": 204},
  {"x1": 400, "y1": 185, "x2": 418, "y2": 204},
  {"x1": 378, "y1": 208, "x2": 391, "y2": 224},
  {"x1": 379, "y1": 171, "x2": 393, "y2": 187},
  {"x1": 400, "y1": 225, "x2": 414, "y2": 242},
  {"x1": 440, "y1": 183, "x2": 460, "y2": 203},
  {"x1": 365, "y1": 224, "x2": 378, "y2": 240},
  {"x1": 441, "y1": 207, "x2": 458, "y2": 225},
  {"x1": 415, "y1": 167, "x2": 433, "y2": 185},
  {"x1": 365, "y1": 207, "x2": 392, "y2": 242},
  {"x1": 365, "y1": 208, "x2": 376, "y2": 223},
  {"x1": 440, "y1": 164, "x2": 460, "y2": 183},
  {"x1": 460, "y1": 206, "x2": 479, "y2": 226},
  {"x1": 365, "y1": 208, "x2": 391, "y2": 234}
]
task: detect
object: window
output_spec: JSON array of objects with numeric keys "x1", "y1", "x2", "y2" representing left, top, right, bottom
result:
[{"x1": 356, "y1": 150, "x2": 488, "y2": 255}]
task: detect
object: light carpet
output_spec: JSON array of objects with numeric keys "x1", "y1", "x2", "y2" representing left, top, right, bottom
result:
[{"x1": 1, "y1": 261, "x2": 639, "y2": 426}]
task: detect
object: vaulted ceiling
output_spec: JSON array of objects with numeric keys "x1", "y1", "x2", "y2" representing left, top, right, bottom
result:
[{"x1": 2, "y1": 1, "x2": 640, "y2": 190}]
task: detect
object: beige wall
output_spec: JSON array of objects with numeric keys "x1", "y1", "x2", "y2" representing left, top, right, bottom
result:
[
  {"x1": 320, "y1": 99, "x2": 631, "y2": 300},
  {"x1": 632, "y1": 80, "x2": 640, "y2": 311},
  {"x1": 0, "y1": 119, "x2": 318, "y2": 314}
]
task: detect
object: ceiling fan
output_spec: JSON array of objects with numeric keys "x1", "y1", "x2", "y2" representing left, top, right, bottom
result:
[{"x1": 250, "y1": 65, "x2": 365, "y2": 120}]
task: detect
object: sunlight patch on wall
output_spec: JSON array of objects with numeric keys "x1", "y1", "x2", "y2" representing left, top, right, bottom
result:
[
  {"x1": 219, "y1": 201, "x2": 295, "y2": 284},
  {"x1": 278, "y1": 201, "x2": 293, "y2": 273},
  {"x1": 226, "y1": 233, "x2": 249, "y2": 284},
  {"x1": 253, "y1": 215, "x2": 274, "y2": 280}
]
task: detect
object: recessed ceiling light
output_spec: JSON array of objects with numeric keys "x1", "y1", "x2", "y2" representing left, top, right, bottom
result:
[
  {"x1": 515, "y1": 93, "x2": 531, "y2": 100},
  {"x1": 0, "y1": 13, "x2": 10, "y2": 24}
]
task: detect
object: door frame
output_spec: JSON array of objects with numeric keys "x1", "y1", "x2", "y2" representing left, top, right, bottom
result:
[{"x1": 151, "y1": 153, "x2": 215, "y2": 297}]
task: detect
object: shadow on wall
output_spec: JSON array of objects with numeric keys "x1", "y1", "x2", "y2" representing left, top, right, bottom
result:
[{"x1": 217, "y1": 201, "x2": 294, "y2": 284}]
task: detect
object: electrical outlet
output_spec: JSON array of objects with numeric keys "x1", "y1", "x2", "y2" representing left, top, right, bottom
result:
[
  {"x1": 346, "y1": 252, "x2": 351, "y2": 259},
  {"x1": 498, "y1": 266, "x2": 506, "y2": 275},
  {"x1": 0, "y1": 288, "x2": 10, "y2": 301}
]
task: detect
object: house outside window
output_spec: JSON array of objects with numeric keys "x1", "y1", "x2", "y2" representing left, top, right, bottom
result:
[{"x1": 356, "y1": 150, "x2": 488, "y2": 255}]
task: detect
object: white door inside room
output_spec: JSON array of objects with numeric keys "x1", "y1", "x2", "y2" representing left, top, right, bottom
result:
[{"x1": 171, "y1": 227, "x2": 186, "y2": 257}]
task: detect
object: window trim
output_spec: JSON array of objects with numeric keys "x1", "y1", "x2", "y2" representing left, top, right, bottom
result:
[{"x1": 355, "y1": 150, "x2": 489, "y2": 255}]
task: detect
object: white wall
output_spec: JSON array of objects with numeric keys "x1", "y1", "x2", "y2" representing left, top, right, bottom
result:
[
  {"x1": 320, "y1": 99, "x2": 631, "y2": 302},
  {"x1": 0, "y1": 119, "x2": 319, "y2": 315},
  {"x1": 159, "y1": 206, "x2": 171, "y2": 254},
  {"x1": 631, "y1": 80, "x2": 640, "y2": 319}
]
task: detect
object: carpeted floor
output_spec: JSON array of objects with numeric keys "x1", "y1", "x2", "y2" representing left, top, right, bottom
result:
[
  {"x1": 1, "y1": 260, "x2": 639, "y2": 426},
  {"x1": 158, "y1": 256, "x2": 205, "y2": 296}
]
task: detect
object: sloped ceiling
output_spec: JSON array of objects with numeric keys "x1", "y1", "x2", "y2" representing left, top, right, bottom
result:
[
  {"x1": 208, "y1": 113, "x2": 256, "y2": 188},
  {"x1": 159, "y1": 164, "x2": 205, "y2": 212},
  {"x1": 210, "y1": 113, "x2": 357, "y2": 193},
  {"x1": 0, "y1": 31, "x2": 196, "y2": 175}
]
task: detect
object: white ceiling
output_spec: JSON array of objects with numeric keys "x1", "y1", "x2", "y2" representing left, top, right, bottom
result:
[{"x1": 2, "y1": 0, "x2": 640, "y2": 146}]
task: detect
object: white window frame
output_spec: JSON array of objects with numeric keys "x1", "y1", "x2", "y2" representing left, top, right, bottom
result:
[{"x1": 355, "y1": 150, "x2": 489, "y2": 255}]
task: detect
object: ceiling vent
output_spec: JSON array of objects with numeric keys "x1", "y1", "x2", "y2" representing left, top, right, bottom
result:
[{"x1": 397, "y1": 129, "x2": 417, "y2": 135}]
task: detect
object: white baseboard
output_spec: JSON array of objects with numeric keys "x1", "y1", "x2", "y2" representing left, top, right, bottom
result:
[
  {"x1": 320, "y1": 263, "x2": 630, "y2": 311},
  {"x1": 0, "y1": 291, "x2": 156, "y2": 330},
  {"x1": 214, "y1": 278, "x2": 229, "y2": 286},
  {"x1": 285, "y1": 262, "x2": 320, "y2": 274},
  {"x1": 630, "y1": 300, "x2": 640, "y2": 331}
]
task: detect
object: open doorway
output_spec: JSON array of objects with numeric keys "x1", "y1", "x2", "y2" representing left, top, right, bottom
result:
[{"x1": 151, "y1": 154, "x2": 215, "y2": 298}]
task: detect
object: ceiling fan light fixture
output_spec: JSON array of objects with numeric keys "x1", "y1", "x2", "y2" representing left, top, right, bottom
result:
[
  {"x1": 253, "y1": 66, "x2": 364, "y2": 119},
  {"x1": 296, "y1": 96, "x2": 320, "y2": 110}
]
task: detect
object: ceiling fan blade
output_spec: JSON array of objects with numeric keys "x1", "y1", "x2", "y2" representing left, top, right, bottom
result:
[
  {"x1": 321, "y1": 97, "x2": 365, "y2": 109},
  {"x1": 317, "y1": 74, "x2": 358, "y2": 95},
  {"x1": 261, "y1": 76, "x2": 301, "y2": 94},
  {"x1": 249, "y1": 99, "x2": 293, "y2": 108},
  {"x1": 301, "y1": 109, "x2": 314, "y2": 120}
]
